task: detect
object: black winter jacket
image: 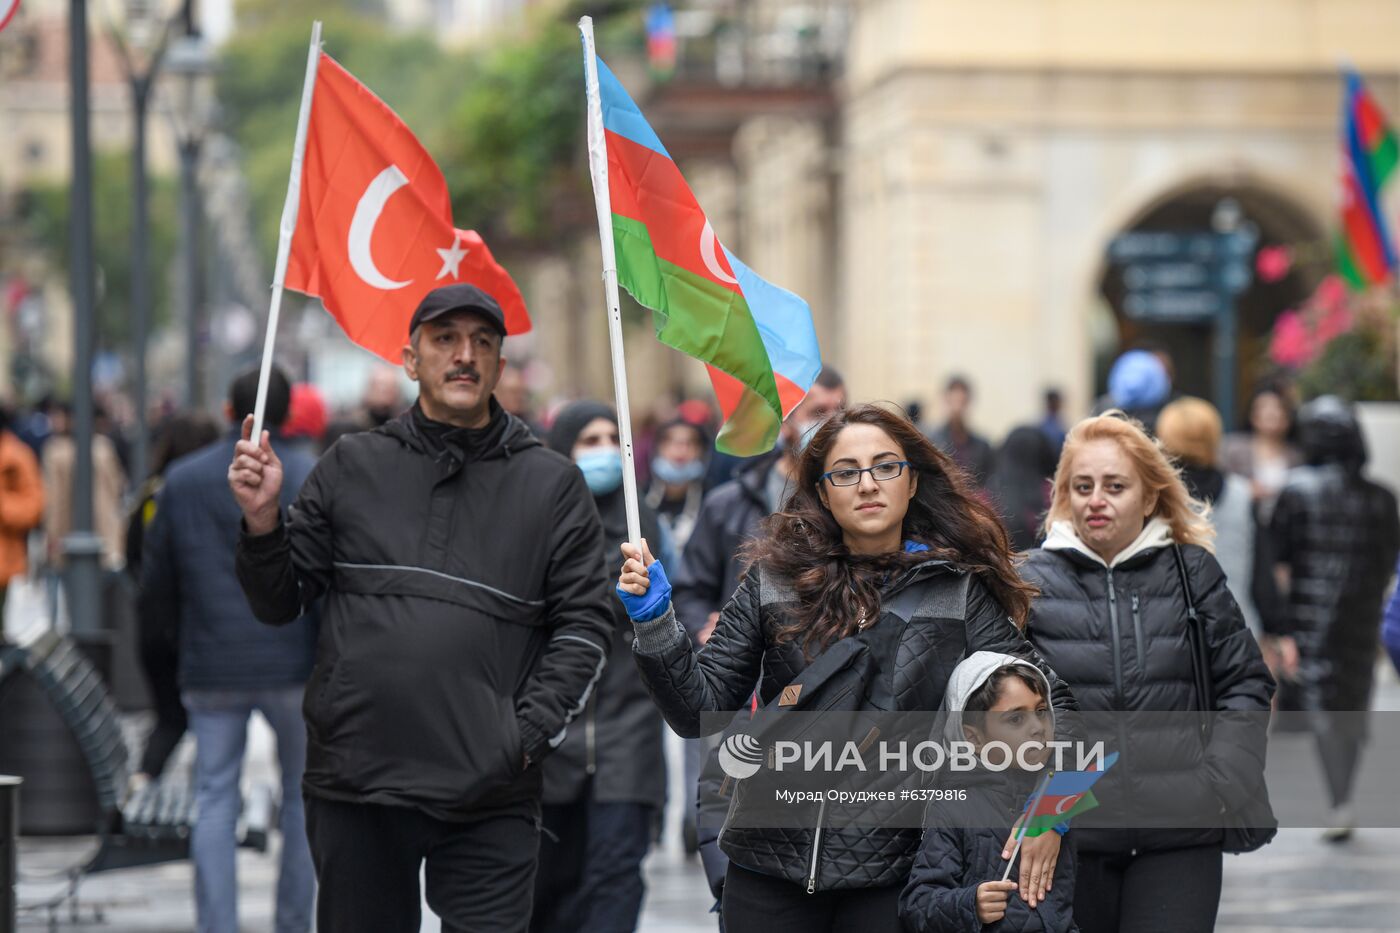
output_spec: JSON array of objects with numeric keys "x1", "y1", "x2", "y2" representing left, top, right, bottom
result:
[
  {"x1": 900, "y1": 769, "x2": 1078, "y2": 933},
  {"x1": 1267, "y1": 464, "x2": 1399, "y2": 711},
  {"x1": 234, "y1": 402, "x2": 614, "y2": 822},
  {"x1": 1021, "y1": 523, "x2": 1275, "y2": 856},
  {"x1": 671, "y1": 453, "x2": 779, "y2": 640},
  {"x1": 631, "y1": 558, "x2": 1078, "y2": 892}
]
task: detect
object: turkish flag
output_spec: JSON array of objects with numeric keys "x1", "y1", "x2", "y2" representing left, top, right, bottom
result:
[{"x1": 286, "y1": 53, "x2": 530, "y2": 362}]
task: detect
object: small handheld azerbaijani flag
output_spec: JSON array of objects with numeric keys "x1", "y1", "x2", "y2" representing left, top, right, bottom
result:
[
  {"x1": 1337, "y1": 69, "x2": 1398, "y2": 290},
  {"x1": 1020, "y1": 751, "x2": 1119, "y2": 838},
  {"x1": 585, "y1": 48, "x2": 822, "y2": 456}
]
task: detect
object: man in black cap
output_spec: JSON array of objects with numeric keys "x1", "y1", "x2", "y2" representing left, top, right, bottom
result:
[{"x1": 228, "y1": 284, "x2": 614, "y2": 933}]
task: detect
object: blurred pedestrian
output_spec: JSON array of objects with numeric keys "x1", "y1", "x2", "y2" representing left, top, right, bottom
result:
[
  {"x1": 323, "y1": 364, "x2": 406, "y2": 446},
  {"x1": 1383, "y1": 555, "x2": 1400, "y2": 677},
  {"x1": 282, "y1": 383, "x2": 329, "y2": 458},
  {"x1": 43, "y1": 400, "x2": 127, "y2": 570},
  {"x1": 142, "y1": 368, "x2": 318, "y2": 933},
  {"x1": 229, "y1": 284, "x2": 612, "y2": 933},
  {"x1": 985, "y1": 425, "x2": 1056, "y2": 552},
  {"x1": 1156, "y1": 397, "x2": 1261, "y2": 637},
  {"x1": 495, "y1": 360, "x2": 541, "y2": 434},
  {"x1": 671, "y1": 368, "x2": 846, "y2": 909},
  {"x1": 616, "y1": 403, "x2": 1075, "y2": 933},
  {"x1": 1094, "y1": 350, "x2": 1171, "y2": 428},
  {"x1": 124, "y1": 411, "x2": 221, "y2": 786},
  {"x1": 1220, "y1": 383, "x2": 1300, "y2": 522},
  {"x1": 645, "y1": 418, "x2": 709, "y2": 555},
  {"x1": 1040, "y1": 387, "x2": 1067, "y2": 455},
  {"x1": 0, "y1": 404, "x2": 43, "y2": 624},
  {"x1": 1265, "y1": 396, "x2": 1400, "y2": 841},
  {"x1": 1022, "y1": 411, "x2": 1274, "y2": 933},
  {"x1": 928, "y1": 375, "x2": 994, "y2": 486},
  {"x1": 532, "y1": 401, "x2": 667, "y2": 933}
]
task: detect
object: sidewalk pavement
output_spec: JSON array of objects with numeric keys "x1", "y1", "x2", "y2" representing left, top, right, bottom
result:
[{"x1": 12, "y1": 669, "x2": 1400, "y2": 930}]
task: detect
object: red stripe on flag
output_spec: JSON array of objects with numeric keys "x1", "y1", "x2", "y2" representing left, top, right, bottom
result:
[
  {"x1": 605, "y1": 129, "x2": 742, "y2": 294},
  {"x1": 1357, "y1": 90, "x2": 1389, "y2": 152},
  {"x1": 1343, "y1": 170, "x2": 1392, "y2": 283}
]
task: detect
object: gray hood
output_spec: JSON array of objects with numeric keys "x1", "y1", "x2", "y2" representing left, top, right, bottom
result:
[{"x1": 941, "y1": 650, "x2": 1054, "y2": 744}]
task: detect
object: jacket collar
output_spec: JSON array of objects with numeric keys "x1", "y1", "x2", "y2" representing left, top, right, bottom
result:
[
  {"x1": 381, "y1": 397, "x2": 540, "y2": 462},
  {"x1": 736, "y1": 450, "x2": 785, "y2": 505},
  {"x1": 1042, "y1": 516, "x2": 1174, "y2": 569}
]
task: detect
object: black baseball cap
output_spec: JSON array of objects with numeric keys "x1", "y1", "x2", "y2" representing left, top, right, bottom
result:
[{"x1": 408, "y1": 284, "x2": 507, "y2": 338}]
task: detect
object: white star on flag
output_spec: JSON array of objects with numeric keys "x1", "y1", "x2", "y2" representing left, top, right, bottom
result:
[{"x1": 435, "y1": 235, "x2": 470, "y2": 280}]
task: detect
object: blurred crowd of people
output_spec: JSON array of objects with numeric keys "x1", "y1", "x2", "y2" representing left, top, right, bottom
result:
[{"x1": 1, "y1": 333, "x2": 1399, "y2": 931}]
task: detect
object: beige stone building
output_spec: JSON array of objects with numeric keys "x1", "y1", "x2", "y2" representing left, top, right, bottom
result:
[{"x1": 589, "y1": 0, "x2": 1400, "y2": 438}]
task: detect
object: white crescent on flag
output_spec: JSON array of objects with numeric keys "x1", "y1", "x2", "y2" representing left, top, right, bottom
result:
[
  {"x1": 1055, "y1": 793, "x2": 1084, "y2": 815},
  {"x1": 0, "y1": 0, "x2": 21, "y2": 34}
]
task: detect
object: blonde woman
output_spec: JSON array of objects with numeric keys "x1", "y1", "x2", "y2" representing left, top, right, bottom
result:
[{"x1": 1020, "y1": 412, "x2": 1274, "y2": 933}]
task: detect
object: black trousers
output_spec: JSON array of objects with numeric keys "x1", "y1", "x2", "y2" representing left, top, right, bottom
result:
[
  {"x1": 136, "y1": 623, "x2": 186, "y2": 778},
  {"x1": 1074, "y1": 845, "x2": 1223, "y2": 933},
  {"x1": 720, "y1": 864, "x2": 902, "y2": 933},
  {"x1": 531, "y1": 797, "x2": 654, "y2": 933},
  {"x1": 304, "y1": 795, "x2": 540, "y2": 933}
]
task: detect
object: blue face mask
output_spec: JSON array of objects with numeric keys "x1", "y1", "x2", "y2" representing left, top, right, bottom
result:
[
  {"x1": 577, "y1": 448, "x2": 624, "y2": 495},
  {"x1": 652, "y1": 456, "x2": 705, "y2": 486}
]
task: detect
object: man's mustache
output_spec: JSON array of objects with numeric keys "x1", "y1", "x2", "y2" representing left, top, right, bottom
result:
[{"x1": 445, "y1": 366, "x2": 480, "y2": 383}]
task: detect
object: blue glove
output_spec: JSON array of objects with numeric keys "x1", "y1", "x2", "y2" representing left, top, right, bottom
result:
[{"x1": 616, "y1": 559, "x2": 672, "y2": 622}]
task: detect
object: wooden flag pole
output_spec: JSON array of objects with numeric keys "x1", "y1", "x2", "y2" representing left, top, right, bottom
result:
[
  {"x1": 579, "y1": 15, "x2": 643, "y2": 548},
  {"x1": 1002, "y1": 770, "x2": 1053, "y2": 883},
  {"x1": 251, "y1": 20, "x2": 321, "y2": 444}
]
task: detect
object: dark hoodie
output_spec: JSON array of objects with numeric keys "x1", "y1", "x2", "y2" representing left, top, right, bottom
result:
[
  {"x1": 235, "y1": 399, "x2": 614, "y2": 821},
  {"x1": 539, "y1": 401, "x2": 666, "y2": 807},
  {"x1": 986, "y1": 427, "x2": 1057, "y2": 552}
]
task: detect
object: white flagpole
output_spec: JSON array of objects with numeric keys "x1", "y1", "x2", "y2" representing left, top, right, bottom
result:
[
  {"x1": 1002, "y1": 770, "x2": 1053, "y2": 883},
  {"x1": 251, "y1": 20, "x2": 322, "y2": 444},
  {"x1": 579, "y1": 16, "x2": 642, "y2": 547}
]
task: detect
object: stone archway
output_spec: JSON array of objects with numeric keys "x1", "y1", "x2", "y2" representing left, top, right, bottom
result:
[{"x1": 1097, "y1": 179, "x2": 1325, "y2": 427}]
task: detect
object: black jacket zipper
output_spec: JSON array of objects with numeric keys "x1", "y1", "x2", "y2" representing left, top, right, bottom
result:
[
  {"x1": 1131, "y1": 592, "x2": 1146, "y2": 674},
  {"x1": 1106, "y1": 568, "x2": 1125, "y2": 706}
]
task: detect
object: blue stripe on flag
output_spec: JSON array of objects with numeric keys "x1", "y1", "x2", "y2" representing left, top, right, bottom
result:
[
  {"x1": 724, "y1": 247, "x2": 823, "y2": 401},
  {"x1": 596, "y1": 56, "x2": 671, "y2": 159}
]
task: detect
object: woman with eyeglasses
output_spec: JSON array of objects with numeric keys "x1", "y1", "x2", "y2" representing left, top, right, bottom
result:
[{"x1": 615, "y1": 403, "x2": 1076, "y2": 932}]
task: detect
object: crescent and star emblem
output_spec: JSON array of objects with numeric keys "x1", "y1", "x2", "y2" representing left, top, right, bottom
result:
[
  {"x1": 1054, "y1": 793, "x2": 1083, "y2": 815},
  {"x1": 348, "y1": 164, "x2": 470, "y2": 290}
]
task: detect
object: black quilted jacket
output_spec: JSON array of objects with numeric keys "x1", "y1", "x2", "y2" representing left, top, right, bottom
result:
[
  {"x1": 900, "y1": 769, "x2": 1078, "y2": 933},
  {"x1": 1266, "y1": 463, "x2": 1399, "y2": 711},
  {"x1": 1021, "y1": 538, "x2": 1274, "y2": 855},
  {"x1": 631, "y1": 558, "x2": 1077, "y2": 892}
]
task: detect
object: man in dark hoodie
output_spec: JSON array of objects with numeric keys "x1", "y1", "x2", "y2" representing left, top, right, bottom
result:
[
  {"x1": 229, "y1": 284, "x2": 614, "y2": 933},
  {"x1": 531, "y1": 401, "x2": 667, "y2": 933},
  {"x1": 1266, "y1": 395, "x2": 1400, "y2": 841}
]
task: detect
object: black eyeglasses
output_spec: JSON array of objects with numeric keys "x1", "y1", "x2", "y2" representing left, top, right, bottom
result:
[{"x1": 819, "y1": 461, "x2": 912, "y2": 487}]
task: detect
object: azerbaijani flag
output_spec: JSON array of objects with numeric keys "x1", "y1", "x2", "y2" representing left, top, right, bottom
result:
[
  {"x1": 1020, "y1": 751, "x2": 1118, "y2": 838},
  {"x1": 1338, "y1": 70, "x2": 1398, "y2": 290},
  {"x1": 586, "y1": 50, "x2": 822, "y2": 455}
]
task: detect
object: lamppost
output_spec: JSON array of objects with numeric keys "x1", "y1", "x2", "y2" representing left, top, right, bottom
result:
[
  {"x1": 108, "y1": 0, "x2": 186, "y2": 488},
  {"x1": 66, "y1": 0, "x2": 102, "y2": 639},
  {"x1": 164, "y1": 13, "x2": 214, "y2": 409}
]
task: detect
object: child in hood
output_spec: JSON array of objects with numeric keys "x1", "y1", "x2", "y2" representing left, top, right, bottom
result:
[{"x1": 899, "y1": 651, "x2": 1079, "y2": 932}]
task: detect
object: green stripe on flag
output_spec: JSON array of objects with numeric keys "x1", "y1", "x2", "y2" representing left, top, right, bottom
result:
[
  {"x1": 1336, "y1": 233, "x2": 1370, "y2": 292},
  {"x1": 1370, "y1": 130, "x2": 1399, "y2": 190},
  {"x1": 611, "y1": 213, "x2": 783, "y2": 430}
]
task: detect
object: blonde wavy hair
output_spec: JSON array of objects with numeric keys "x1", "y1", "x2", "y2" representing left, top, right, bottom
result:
[{"x1": 1042, "y1": 411, "x2": 1215, "y2": 551}]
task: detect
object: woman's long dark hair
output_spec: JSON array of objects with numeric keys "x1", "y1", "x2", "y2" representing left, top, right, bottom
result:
[{"x1": 745, "y1": 403, "x2": 1035, "y2": 656}]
